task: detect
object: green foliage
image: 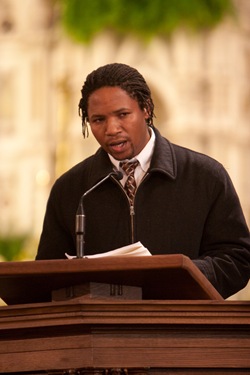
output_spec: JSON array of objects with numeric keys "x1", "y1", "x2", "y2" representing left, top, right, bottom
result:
[
  {"x1": 56, "y1": 0, "x2": 235, "y2": 43},
  {"x1": 0, "y1": 236, "x2": 27, "y2": 261}
]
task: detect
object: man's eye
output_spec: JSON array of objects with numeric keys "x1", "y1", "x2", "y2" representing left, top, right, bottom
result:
[
  {"x1": 92, "y1": 118, "x2": 104, "y2": 123},
  {"x1": 119, "y1": 112, "x2": 129, "y2": 118}
]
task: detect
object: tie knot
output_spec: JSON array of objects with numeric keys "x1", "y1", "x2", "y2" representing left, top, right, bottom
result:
[{"x1": 120, "y1": 160, "x2": 139, "y2": 176}]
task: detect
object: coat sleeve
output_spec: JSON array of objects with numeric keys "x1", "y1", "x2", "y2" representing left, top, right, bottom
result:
[
  {"x1": 36, "y1": 180, "x2": 76, "y2": 260},
  {"x1": 193, "y1": 164, "x2": 250, "y2": 299}
]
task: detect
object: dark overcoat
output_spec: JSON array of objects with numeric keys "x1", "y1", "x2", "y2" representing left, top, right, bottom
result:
[{"x1": 36, "y1": 129, "x2": 250, "y2": 298}]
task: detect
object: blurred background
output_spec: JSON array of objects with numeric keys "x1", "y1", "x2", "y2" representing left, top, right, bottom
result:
[{"x1": 0, "y1": 0, "x2": 249, "y2": 299}]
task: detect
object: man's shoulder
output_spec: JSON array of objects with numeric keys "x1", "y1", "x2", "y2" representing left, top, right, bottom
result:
[
  {"x1": 172, "y1": 142, "x2": 223, "y2": 169},
  {"x1": 153, "y1": 128, "x2": 225, "y2": 179},
  {"x1": 167, "y1": 141, "x2": 230, "y2": 185}
]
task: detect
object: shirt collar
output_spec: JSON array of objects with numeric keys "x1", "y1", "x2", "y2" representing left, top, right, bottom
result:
[{"x1": 109, "y1": 127, "x2": 156, "y2": 172}]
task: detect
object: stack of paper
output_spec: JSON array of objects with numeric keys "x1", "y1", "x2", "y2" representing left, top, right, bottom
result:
[{"x1": 65, "y1": 241, "x2": 151, "y2": 259}]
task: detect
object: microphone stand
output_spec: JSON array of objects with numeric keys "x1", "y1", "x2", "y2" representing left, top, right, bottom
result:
[
  {"x1": 75, "y1": 201, "x2": 85, "y2": 258},
  {"x1": 75, "y1": 170, "x2": 123, "y2": 258}
]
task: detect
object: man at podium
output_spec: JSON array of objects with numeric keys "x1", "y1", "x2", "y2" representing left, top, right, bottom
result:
[{"x1": 36, "y1": 63, "x2": 250, "y2": 300}]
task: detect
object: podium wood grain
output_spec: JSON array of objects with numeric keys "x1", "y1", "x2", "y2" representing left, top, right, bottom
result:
[
  {"x1": 0, "y1": 255, "x2": 222, "y2": 304},
  {"x1": 1, "y1": 255, "x2": 248, "y2": 374},
  {"x1": 0, "y1": 300, "x2": 249, "y2": 374}
]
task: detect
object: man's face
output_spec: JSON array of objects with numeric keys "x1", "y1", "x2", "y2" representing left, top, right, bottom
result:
[{"x1": 87, "y1": 86, "x2": 150, "y2": 160}]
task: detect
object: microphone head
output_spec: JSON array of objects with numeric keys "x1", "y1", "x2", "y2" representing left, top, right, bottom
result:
[{"x1": 112, "y1": 170, "x2": 123, "y2": 181}]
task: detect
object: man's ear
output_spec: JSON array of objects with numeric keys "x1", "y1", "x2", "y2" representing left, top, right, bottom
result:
[{"x1": 144, "y1": 107, "x2": 150, "y2": 119}]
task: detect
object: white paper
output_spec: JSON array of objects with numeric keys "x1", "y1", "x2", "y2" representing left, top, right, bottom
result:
[{"x1": 65, "y1": 241, "x2": 151, "y2": 259}]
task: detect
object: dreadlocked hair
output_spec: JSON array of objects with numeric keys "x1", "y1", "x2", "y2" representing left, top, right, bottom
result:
[{"x1": 78, "y1": 63, "x2": 155, "y2": 138}]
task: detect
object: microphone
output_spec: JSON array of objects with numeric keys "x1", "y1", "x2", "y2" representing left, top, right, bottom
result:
[{"x1": 75, "y1": 170, "x2": 123, "y2": 258}]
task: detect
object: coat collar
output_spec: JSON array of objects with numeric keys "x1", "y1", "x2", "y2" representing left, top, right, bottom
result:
[
  {"x1": 88, "y1": 127, "x2": 177, "y2": 186},
  {"x1": 149, "y1": 127, "x2": 177, "y2": 180}
]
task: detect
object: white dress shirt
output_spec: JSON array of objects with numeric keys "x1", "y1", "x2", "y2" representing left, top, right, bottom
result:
[{"x1": 109, "y1": 128, "x2": 156, "y2": 187}]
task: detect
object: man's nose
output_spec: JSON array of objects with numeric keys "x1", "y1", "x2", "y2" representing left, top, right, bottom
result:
[{"x1": 105, "y1": 117, "x2": 121, "y2": 135}]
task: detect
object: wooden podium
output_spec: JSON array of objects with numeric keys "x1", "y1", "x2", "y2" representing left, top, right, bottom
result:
[{"x1": 0, "y1": 255, "x2": 249, "y2": 374}]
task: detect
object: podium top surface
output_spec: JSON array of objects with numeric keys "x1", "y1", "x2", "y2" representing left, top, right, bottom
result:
[{"x1": 0, "y1": 254, "x2": 223, "y2": 305}]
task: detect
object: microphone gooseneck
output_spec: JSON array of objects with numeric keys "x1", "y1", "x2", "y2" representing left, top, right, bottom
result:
[{"x1": 75, "y1": 170, "x2": 122, "y2": 258}]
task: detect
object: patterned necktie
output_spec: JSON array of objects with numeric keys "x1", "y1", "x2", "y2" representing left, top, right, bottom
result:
[{"x1": 120, "y1": 160, "x2": 139, "y2": 205}]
